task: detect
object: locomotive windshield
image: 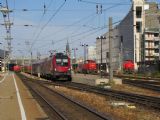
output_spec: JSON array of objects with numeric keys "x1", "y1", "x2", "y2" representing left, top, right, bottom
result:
[{"x1": 56, "y1": 55, "x2": 68, "y2": 66}]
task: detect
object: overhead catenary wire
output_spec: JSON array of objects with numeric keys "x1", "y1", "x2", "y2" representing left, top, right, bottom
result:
[
  {"x1": 78, "y1": 0, "x2": 131, "y2": 5},
  {"x1": 29, "y1": 1, "x2": 128, "y2": 53},
  {"x1": 13, "y1": 0, "x2": 129, "y2": 50},
  {"x1": 56, "y1": 20, "x2": 121, "y2": 49},
  {"x1": 33, "y1": 2, "x2": 126, "y2": 46},
  {"x1": 13, "y1": 0, "x2": 132, "y2": 55},
  {"x1": 14, "y1": 0, "x2": 159, "y2": 58},
  {"x1": 27, "y1": 0, "x2": 54, "y2": 48},
  {"x1": 39, "y1": 12, "x2": 96, "y2": 41},
  {"x1": 35, "y1": 20, "x2": 121, "y2": 53},
  {"x1": 30, "y1": 0, "x2": 66, "y2": 51}
]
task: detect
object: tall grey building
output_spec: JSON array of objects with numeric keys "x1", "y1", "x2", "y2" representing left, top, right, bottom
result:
[{"x1": 96, "y1": 0, "x2": 160, "y2": 72}]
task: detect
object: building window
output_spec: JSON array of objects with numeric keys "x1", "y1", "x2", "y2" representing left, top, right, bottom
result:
[
  {"x1": 154, "y1": 33, "x2": 159, "y2": 37},
  {"x1": 155, "y1": 49, "x2": 159, "y2": 53},
  {"x1": 136, "y1": 7, "x2": 142, "y2": 18},
  {"x1": 136, "y1": 21, "x2": 142, "y2": 33},
  {"x1": 154, "y1": 41, "x2": 159, "y2": 46}
]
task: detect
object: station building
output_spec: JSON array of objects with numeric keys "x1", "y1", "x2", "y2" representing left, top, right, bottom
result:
[{"x1": 96, "y1": 0, "x2": 160, "y2": 72}]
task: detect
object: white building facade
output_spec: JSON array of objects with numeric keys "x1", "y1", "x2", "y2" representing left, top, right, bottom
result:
[
  {"x1": 87, "y1": 46, "x2": 96, "y2": 60},
  {"x1": 96, "y1": 0, "x2": 160, "y2": 72}
]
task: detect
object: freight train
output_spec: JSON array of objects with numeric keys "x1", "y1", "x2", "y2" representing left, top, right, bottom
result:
[{"x1": 32, "y1": 52, "x2": 72, "y2": 81}]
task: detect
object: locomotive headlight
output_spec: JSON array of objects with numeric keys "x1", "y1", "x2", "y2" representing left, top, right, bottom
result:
[
  {"x1": 68, "y1": 68, "x2": 71, "y2": 72},
  {"x1": 55, "y1": 68, "x2": 56, "y2": 71}
]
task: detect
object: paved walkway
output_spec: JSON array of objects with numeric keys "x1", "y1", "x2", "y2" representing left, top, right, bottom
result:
[{"x1": 0, "y1": 72, "x2": 47, "y2": 120}]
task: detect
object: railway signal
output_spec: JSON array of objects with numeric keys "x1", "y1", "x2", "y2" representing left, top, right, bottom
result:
[
  {"x1": 97, "y1": 36, "x2": 106, "y2": 78},
  {"x1": 80, "y1": 43, "x2": 88, "y2": 63}
]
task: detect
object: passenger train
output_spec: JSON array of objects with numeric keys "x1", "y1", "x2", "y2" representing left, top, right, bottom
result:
[{"x1": 32, "y1": 52, "x2": 72, "y2": 81}]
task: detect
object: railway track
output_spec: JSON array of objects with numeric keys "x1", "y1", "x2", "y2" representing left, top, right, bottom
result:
[
  {"x1": 19, "y1": 74, "x2": 112, "y2": 120},
  {"x1": 73, "y1": 73, "x2": 160, "y2": 92},
  {"x1": 123, "y1": 79, "x2": 160, "y2": 92},
  {"x1": 77, "y1": 73, "x2": 160, "y2": 82},
  {"x1": 115, "y1": 74, "x2": 160, "y2": 81},
  {"x1": 19, "y1": 73, "x2": 160, "y2": 111},
  {"x1": 40, "y1": 80, "x2": 160, "y2": 110}
]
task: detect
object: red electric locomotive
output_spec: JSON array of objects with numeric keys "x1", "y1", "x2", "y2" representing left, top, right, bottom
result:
[
  {"x1": 77, "y1": 60, "x2": 97, "y2": 73},
  {"x1": 13, "y1": 65, "x2": 21, "y2": 72},
  {"x1": 123, "y1": 60, "x2": 134, "y2": 73},
  {"x1": 32, "y1": 52, "x2": 72, "y2": 81}
]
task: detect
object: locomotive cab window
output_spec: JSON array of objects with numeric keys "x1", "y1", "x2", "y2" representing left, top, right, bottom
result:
[
  {"x1": 56, "y1": 58, "x2": 68, "y2": 66},
  {"x1": 56, "y1": 59, "x2": 61, "y2": 64},
  {"x1": 62, "y1": 59, "x2": 68, "y2": 66}
]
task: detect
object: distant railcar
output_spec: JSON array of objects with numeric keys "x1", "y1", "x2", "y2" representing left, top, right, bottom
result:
[
  {"x1": 123, "y1": 60, "x2": 134, "y2": 73},
  {"x1": 23, "y1": 65, "x2": 32, "y2": 74},
  {"x1": 32, "y1": 53, "x2": 71, "y2": 81},
  {"x1": 77, "y1": 60, "x2": 97, "y2": 73},
  {"x1": 13, "y1": 65, "x2": 21, "y2": 72},
  {"x1": 8, "y1": 63, "x2": 16, "y2": 71}
]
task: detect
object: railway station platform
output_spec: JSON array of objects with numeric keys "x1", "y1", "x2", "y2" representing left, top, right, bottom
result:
[
  {"x1": 0, "y1": 72, "x2": 48, "y2": 120},
  {"x1": 72, "y1": 73, "x2": 122, "y2": 86}
]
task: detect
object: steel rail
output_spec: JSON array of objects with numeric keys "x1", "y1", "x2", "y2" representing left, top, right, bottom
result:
[
  {"x1": 123, "y1": 79, "x2": 160, "y2": 92},
  {"x1": 19, "y1": 74, "x2": 112, "y2": 120},
  {"x1": 19, "y1": 73, "x2": 160, "y2": 110},
  {"x1": 22, "y1": 78, "x2": 68, "y2": 120},
  {"x1": 31, "y1": 80, "x2": 112, "y2": 120},
  {"x1": 115, "y1": 74, "x2": 160, "y2": 81},
  {"x1": 46, "y1": 81, "x2": 160, "y2": 110}
]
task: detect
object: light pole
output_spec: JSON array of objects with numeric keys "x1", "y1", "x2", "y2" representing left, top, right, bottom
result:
[
  {"x1": 31, "y1": 51, "x2": 33, "y2": 75},
  {"x1": 119, "y1": 36, "x2": 123, "y2": 73},
  {"x1": 72, "y1": 48, "x2": 78, "y2": 63},
  {"x1": 159, "y1": 29, "x2": 160, "y2": 61},
  {"x1": 80, "y1": 44, "x2": 88, "y2": 63},
  {"x1": 25, "y1": 41, "x2": 33, "y2": 75},
  {"x1": 3, "y1": 45, "x2": 6, "y2": 72},
  {"x1": 0, "y1": 43, "x2": 2, "y2": 71},
  {"x1": 18, "y1": 50, "x2": 24, "y2": 72},
  {"x1": 97, "y1": 36, "x2": 106, "y2": 78},
  {"x1": 111, "y1": 35, "x2": 123, "y2": 74}
]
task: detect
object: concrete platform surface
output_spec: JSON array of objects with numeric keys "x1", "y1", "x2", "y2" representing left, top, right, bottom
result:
[
  {"x1": 72, "y1": 73, "x2": 122, "y2": 86},
  {"x1": 0, "y1": 72, "x2": 48, "y2": 120}
]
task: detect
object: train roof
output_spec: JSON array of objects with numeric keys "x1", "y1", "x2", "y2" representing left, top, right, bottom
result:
[
  {"x1": 32, "y1": 58, "x2": 47, "y2": 64},
  {"x1": 55, "y1": 52, "x2": 67, "y2": 56},
  {"x1": 32, "y1": 52, "x2": 69, "y2": 65}
]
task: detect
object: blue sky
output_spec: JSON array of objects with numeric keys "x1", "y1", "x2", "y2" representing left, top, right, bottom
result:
[{"x1": 0, "y1": 0, "x2": 158, "y2": 59}]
